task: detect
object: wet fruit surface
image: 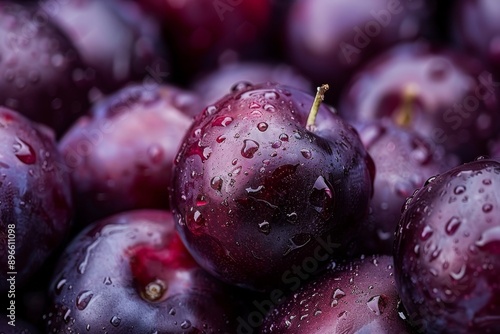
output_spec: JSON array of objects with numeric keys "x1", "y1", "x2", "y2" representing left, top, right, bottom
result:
[
  {"x1": 171, "y1": 82, "x2": 374, "y2": 290},
  {"x1": 394, "y1": 158, "x2": 500, "y2": 333},
  {"x1": 0, "y1": 1, "x2": 94, "y2": 136},
  {"x1": 0, "y1": 107, "x2": 73, "y2": 291},
  {"x1": 261, "y1": 255, "x2": 409, "y2": 333},
  {"x1": 46, "y1": 210, "x2": 239, "y2": 333}
]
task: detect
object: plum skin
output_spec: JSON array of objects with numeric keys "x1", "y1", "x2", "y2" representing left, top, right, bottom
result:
[
  {"x1": 0, "y1": 107, "x2": 73, "y2": 292},
  {"x1": 170, "y1": 83, "x2": 374, "y2": 291},
  {"x1": 45, "y1": 210, "x2": 239, "y2": 333},
  {"x1": 394, "y1": 159, "x2": 500, "y2": 333}
]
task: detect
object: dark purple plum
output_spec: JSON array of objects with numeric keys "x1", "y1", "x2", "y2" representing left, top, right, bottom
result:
[
  {"x1": 45, "y1": 210, "x2": 239, "y2": 333},
  {"x1": 338, "y1": 42, "x2": 500, "y2": 163},
  {"x1": 170, "y1": 83, "x2": 374, "y2": 291},
  {"x1": 394, "y1": 158, "x2": 500, "y2": 333},
  {"x1": 451, "y1": 0, "x2": 500, "y2": 79},
  {"x1": 38, "y1": 0, "x2": 168, "y2": 94},
  {"x1": 0, "y1": 107, "x2": 73, "y2": 292},
  {"x1": 0, "y1": 1, "x2": 94, "y2": 136},
  {"x1": 353, "y1": 119, "x2": 458, "y2": 255},
  {"x1": 284, "y1": 0, "x2": 434, "y2": 102},
  {"x1": 191, "y1": 61, "x2": 311, "y2": 107},
  {"x1": 260, "y1": 255, "x2": 409, "y2": 333},
  {"x1": 135, "y1": 0, "x2": 272, "y2": 83},
  {"x1": 58, "y1": 84, "x2": 195, "y2": 225}
]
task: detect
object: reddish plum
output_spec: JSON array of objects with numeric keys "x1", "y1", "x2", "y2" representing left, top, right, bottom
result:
[
  {"x1": 338, "y1": 42, "x2": 500, "y2": 162},
  {"x1": 353, "y1": 119, "x2": 457, "y2": 255},
  {"x1": 0, "y1": 1, "x2": 94, "y2": 135},
  {"x1": 260, "y1": 255, "x2": 409, "y2": 333},
  {"x1": 45, "y1": 210, "x2": 239, "y2": 333},
  {"x1": 59, "y1": 84, "x2": 195, "y2": 225},
  {"x1": 0, "y1": 107, "x2": 72, "y2": 292},
  {"x1": 38, "y1": 0, "x2": 168, "y2": 94},
  {"x1": 171, "y1": 83, "x2": 374, "y2": 290},
  {"x1": 394, "y1": 159, "x2": 500, "y2": 333}
]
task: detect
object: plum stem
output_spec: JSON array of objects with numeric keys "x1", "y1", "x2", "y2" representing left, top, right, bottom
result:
[
  {"x1": 306, "y1": 84, "x2": 329, "y2": 131},
  {"x1": 395, "y1": 84, "x2": 418, "y2": 127}
]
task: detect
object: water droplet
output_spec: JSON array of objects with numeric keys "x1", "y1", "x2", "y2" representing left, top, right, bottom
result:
[
  {"x1": 249, "y1": 102, "x2": 261, "y2": 109},
  {"x1": 483, "y1": 179, "x2": 492, "y2": 186},
  {"x1": 424, "y1": 175, "x2": 437, "y2": 186},
  {"x1": 258, "y1": 221, "x2": 271, "y2": 235},
  {"x1": 196, "y1": 194, "x2": 208, "y2": 207},
  {"x1": 169, "y1": 307, "x2": 176, "y2": 316},
  {"x1": 450, "y1": 264, "x2": 466, "y2": 281},
  {"x1": 186, "y1": 141, "x2": 212, "y2": 162},
  {"x1": 231, "y1": 81, "x2": 252, "y2": 92},
  {"x1": 206, "y1": 105, "x2": 217, "y2": 115},
  {"x1": 110, "y1": 316, "x2": 121, "y2": 327},
  {"x1": 212, "y1": 115, "x2": 233, "y2": 127},
  {"x1": 331, "y1": 288, "x2": 346, "y2": 307},
  {"x1": 12, "y1": 138, "x2": 36, "y2": 164},
  {"x1": 103, "y1": 277, "x2": 112, "y2": 285},
  {"x1": 420, "y1": 225, "x2": 433, "y2": 241},
  {"x1": 445, "y1": 217, "x2": 461, "y2": 235},
  {"x1": 264, "y1": 104, "x2": 276, "y2": 113},
  {"x1": 241, "y1": 139, "x2": 259, "y2": 158},
  {"x1": 180, "y1": 320, "x2": 191, "y2": 329},
  {"x1": 55, "y1": 278, "x2": 66, "y2": 295},
  {"x1": 301, "y1": 149, "x2": 312, "y2": 159},
  {"x1": 188, "y1": 210, "x2": 206, "y2": 230},
  {"x1": 367, "y1": 295, "x2": 387, "y2": 315},
  {"x1": 483, "y1": 203, "x2": 493, "y2": 213},
  {"x1": 63, "y1": 308, "x2": 72, "y2": 323},
  {"x1": 78, "y1": 238, "x2": 101, "y2": 274},
  {"x1": 257, "y1": 122, "x2": 268, "y2": 132},
  {"x1": 271, "y1": 140, "x2": 282, "y2": 149},
  {"x1": 264, "y1": 91, "x2": 279, "y2": 100},
  {"x1": 454, "y1": 185, "x2": 466, "y2": 195},
  {"x1": 475, "y1": 226, "x2": 500, "y2": 252},
  {"x1": 76, "y1": 291, "x2": 93, "y2": 311},
  {"x1": 279, "y1": 133, "x2": 289, "y2": 141},
  {"x1": 309, "y1": 176, "x2": 334, "y2": 219},
  {"x1": 286, "y1": 212, "x2": 298, "y2": 224},
  {"x1": 216, "y1": 135, "x2": 226, "y2": 143}
]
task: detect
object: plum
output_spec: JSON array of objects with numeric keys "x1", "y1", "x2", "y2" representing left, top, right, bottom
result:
[
  {"x1": 0, "y1": 1, "x2": 94, "y2": 136},
  {"x1": 0, "y1": 107, "x2": 73, "y2": 292},
  {"x1": 394, "y1": 158, "x2": 500, "y2": 333},
  {"x1": 58, "y1": 84, "x2": 196, "y2": 225}
]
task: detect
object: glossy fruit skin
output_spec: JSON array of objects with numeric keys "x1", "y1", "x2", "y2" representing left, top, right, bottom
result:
[
  {"x1": 58, "y1": 84, "x2": 195, "y2": 225},
  {"x1": 260, "y1": 255, "x2": 409, "y2": 333},
  {"x1": 0, "y1": 1, "x2": 93, "y2": 136},
  {"x1": 38, "y1": 0, "x2": 168, "y2": 94},
  {"x1": 191, "y1": 61, "x2": 311, "y2": 107},
  {"x1": 171, "y1": 82, "x2": 374, "y2": 291},
  {"x1": 0, "y1": 107, "x2": 73, "y2": 292},
  {"x1": 451, "y1": 0, "x2": 500, "y2": 79},
  {"x1": 285, "y1": 0, "x2": 433, "y2": 102},
  {"x1": 338, "y1": 42, "x2": 500, "y2": 163},
  {"x1": 354, "y1": 119, "x2": 457, "y2": 255},
  {"x1": 46, "y1": 210, "x2": 239, "y2": 333},
  {"x1": 394, "y1": 159, "x2": 500, "y2": 333}
]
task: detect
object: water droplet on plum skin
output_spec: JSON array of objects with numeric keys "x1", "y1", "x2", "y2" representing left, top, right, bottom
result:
[{"x1": 241, "y1": 139, "x2": 259, "y2": 159}]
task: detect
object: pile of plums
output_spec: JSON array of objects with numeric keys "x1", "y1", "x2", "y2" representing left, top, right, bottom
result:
[{"x1": 1, "y1": 0, "x2": 500, "y2": 333}]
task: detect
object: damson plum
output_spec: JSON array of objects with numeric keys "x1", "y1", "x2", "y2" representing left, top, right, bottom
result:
[
  {"x1": 338, "y1": 42, "x2": 500, "y2": 163},
  {"x1": 0, "y1": 1, "x2": 93, "y2": 136},
  {"x1": 260, "y1": 256, "x2": 409, "y2": 333},
  {"x1": 394, "y1": 159, "x2": 500, "y2": 333},
  {"x1": 353, "y1": 119, "x2": 457, "y2": 255},
  {"x1": 0, "y1": 107, "x2": 73, "y2": 292},
  {"x1": 38, "y1": 0, "x2": 168, "y2": 94},
  {"x1": 191, "y1": 61, "x2": 311, "y2": 107},
  {"x1": 284, "y1": 0, "x2": 434, "y2": 102},
  {"x1": 45, "y1": 210, "x2": 239, "y2": 333},
  {"x1": 58, "y1": 84, "x2": 196, "y2": 225},
  {"x1": 171, "y1": 83, "x2": 374, "y2": 291}
]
